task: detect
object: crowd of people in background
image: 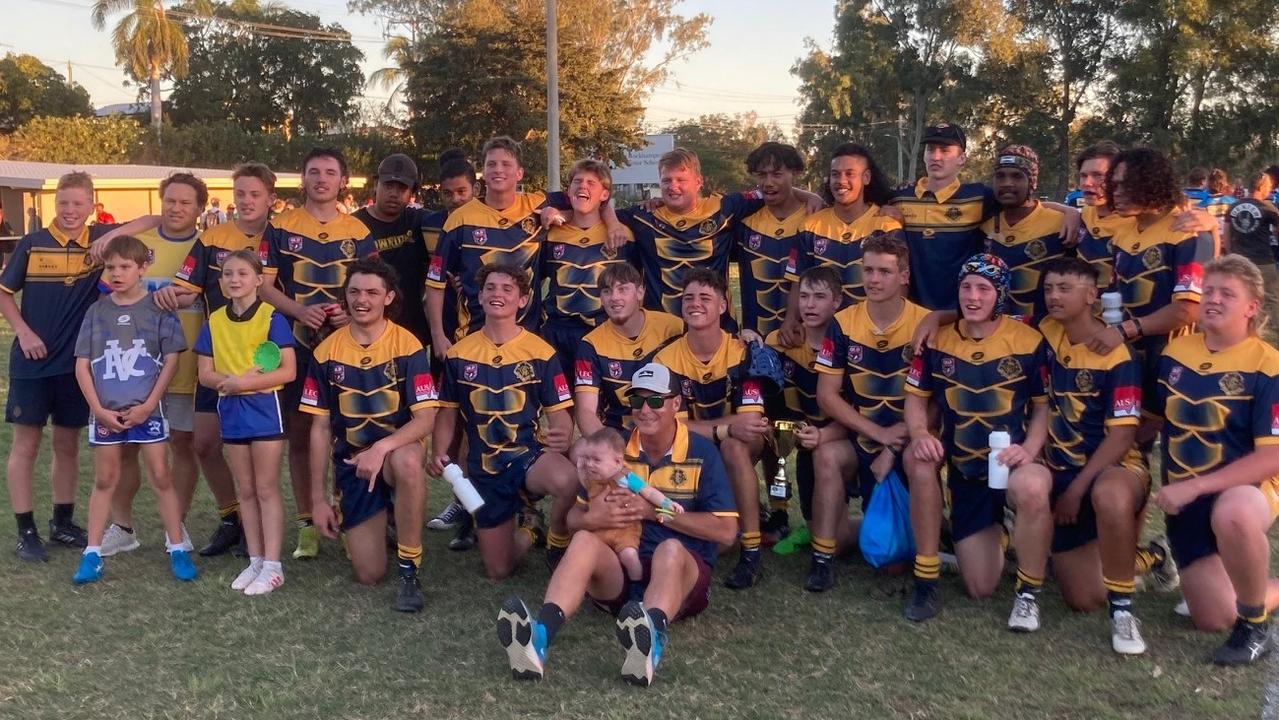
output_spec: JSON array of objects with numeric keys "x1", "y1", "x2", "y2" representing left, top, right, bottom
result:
[{"x1": 5, "y1": 124, "x2": 1279, "y2": 688}]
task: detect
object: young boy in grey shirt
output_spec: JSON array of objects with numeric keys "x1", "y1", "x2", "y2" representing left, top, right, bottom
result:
[{"x1": 72, "y1": 235, "x2": 195, "y2": 584}]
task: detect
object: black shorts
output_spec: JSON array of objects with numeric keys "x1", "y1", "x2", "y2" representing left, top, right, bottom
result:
[
  {"x1": 1049, "y1": 469, "x2": 1098, "y2": 554},
  {"x1": 6, "y1": 374, "x2": 89, "y2": 428},
  {"x1": 195, "y1": 384, "x2": 219, "y2": 414},
  {"x1": 947, "y1": 463, "x2": 1006, "y2": 543},
  {"x1": 472, "y1": 451, "x2": 544, "y2": 529}
]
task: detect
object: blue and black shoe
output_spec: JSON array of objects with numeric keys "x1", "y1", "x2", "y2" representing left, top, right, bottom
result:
[
  {"x1": 169, "y1": 549, "x2": 198, "y2": 582},
  {"x1": 497, "y1": 595, "x2": 547, "y2": 680},
  {"x1": 72, "y1": 551, "x2": 103, "y2": 585},
  {"x1": 616, "y1": 601, "x2": 665, "y2": 687}
]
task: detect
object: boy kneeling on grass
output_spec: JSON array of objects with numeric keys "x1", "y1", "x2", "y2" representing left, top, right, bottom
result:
[{"x1": 73, "y1": 236, "x2": 195, "y2": 584}]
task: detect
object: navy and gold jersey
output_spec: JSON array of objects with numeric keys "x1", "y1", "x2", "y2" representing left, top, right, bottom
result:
[
  {"x1": 765, "y1": 330, "x2": 825, "y2": 425},
  {"x1": 617, "y1": 192, "x2": 764, "y2": 316},
  {"x1": 731, "y1": 206, "x2": 804, "y2": 336},
  {"x1": 1076, "y1": 205, "x2": 1131, "y2": 289},
  {"x1": 438, "y1": 328, "x2": 573, "y2": 480},
  {"x1": 786, "y1": 205, "x2": 903, "y2": 307},
  {"x1": 0, "y1": 222, "x2": 114, "y2": 378},
  {"x1": 261, "y1": 207, "x2": 377, "y2": 349},
  {"x1": 418, "y1": 208, "x2": 447, "y2": 256},
  {"x1": 574, "y1": 311, "x2": 684, "y2": 431},
  {"x1": 1039, "y1": 317, "x2": 1141, "y2": 473},
  {"x1": 298, "y1": 321, "x2": 435, "y2": 460},
  {"x1": 981, "y1": 204, "x2": 1067, "y2": 319},
  {"x1": 816, "y1": 300, "x2": 930, "y2": 456},
  {"x1": 427, "y1": 193, "x2": 547, "y2": 341},
  {"x1": 906, "y1": 316, "x2": 1048, "y2": 478},
  {"x1": 891, "y1": 178, "x2": 998, "y2": 311},
  {"x1": 1110, "y1": 211, "x2": 1214, "y2": 323},
  {"x1": 622, "y1": 422, "x2": 737, "y2": 568},
  {"x1": 1156, "y1": 333, "x2": 1279, "y2": 485},
  {"x1": 173, "y1": 222, "x2": 263, "y2": 315},
  {"x1": 541, "y1": 222, "x2": 632, "y2": 330},
  {"x1": 652, "y1": 331, "x2": 765, "y2": 421}
]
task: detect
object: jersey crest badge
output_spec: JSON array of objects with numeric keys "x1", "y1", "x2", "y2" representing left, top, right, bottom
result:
[
  {"x1": 1142, "y1": 247, "x2": 1161, "y2": 270},
  {"x1": 1169, "y1": 366, "x2": 1182, "y2": 385},
  {"x1": 330, "y1": 364, "x2": 345, "y2": 383},
  {"x1": 1219, "y1": 372, "x2": 1245, "y2": 396},
  {"x1": 463, "y1": 363, "x2": 478, "y2": 381},
  {"x1": 698, "y1": 219, "x2": 717, "y2": 235},
  {"x1": 748, "y1": 234, "x2": 762, "y2": 250},
  {"x1": 1075, "y1": 369, "x2": 1094, "y2": 393},
  {"x1": 553, "y1": 244, "x2": 565, "y2": 259},
  {"x1": 288, "y1": 235, "x2": 303, "y2": 252},
  {"x1": 814, "y1": 237, "x2": 828, "y2": 255},
  {"x1": 998, "y1": 357, "x2": 1022, "y2": 380},
  {"x1": 514, "y1": 361, "x2": 535, "y2": 382},
  {"x1": 941, "y1": 357, "x2": 955, "y2": 377},
  {"x1": 472, "y1": 229, "x2": 487, "y2": 245},
  {"x1": 1026, "y1": 239, "x2": 1047, "y2": 260},
  {"x1": 521, "y1": 217, "x2": 537, "y2": 235},
  {"x1": 341, "y1": 239, "x2": 355, "y2": 259},
  {"x1": 608, "y1": 360, "x2": 622, "y2": 378}
]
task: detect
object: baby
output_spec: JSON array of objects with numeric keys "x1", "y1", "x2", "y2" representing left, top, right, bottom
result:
[{"x1": 575, "y1": 428, "x2": 683, "y2": 584}]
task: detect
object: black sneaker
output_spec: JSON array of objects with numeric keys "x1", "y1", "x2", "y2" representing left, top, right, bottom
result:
[
  {"x1": 48, "y1": 519, "x2": 88, "y2": 548},
  {"x1": 723, "y1": 550, "x2": 762, "y2": 590},
  {"x1": 1211, "y1": 618, "x2": 1273, "y2": 666},
  {"x1": 904, "y1": 582, "x2": 940, "y2": 622},
  {"x1": 804, "y1": 556, "x2": 835, "y2": 593},
  {"x1": 394, "y1": 564, "x2": 425, "y2": 613},
  {"x1": 198, "y1": 518, "x2": 242, "y2": 557},
  {"x1": 16, "y1": 528, "x2": 48, "y2": 562},
  {"x1": 448, "y1": 513, "x2": 475, "y2": 552}
]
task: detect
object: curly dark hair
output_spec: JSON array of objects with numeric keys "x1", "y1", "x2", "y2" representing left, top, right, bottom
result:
[
  {"x1": 1106, "y1": 148, "x2": 1181, "y2": 213},
  {"x1": 343, "y1": 257, "x2": 402, "y2": 321},
  {"x1": 826, "y1": 143, "x2": 893, "y2": 206},
  {"x1": 475, "y1": 262, "x2": 532, "y2": 297},
  {"x1": 681, "y1": 267, "x2": 729, "y2": 299}
]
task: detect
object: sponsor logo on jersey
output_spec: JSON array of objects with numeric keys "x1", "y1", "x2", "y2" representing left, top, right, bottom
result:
[
  {"x1": 1113, "y1": 385, "x2": 1139, "y2": 418},
  {"x1": 554, "y1": 373, "x2": 571, "y2": 402},
  {"x1": 413, "y1": 373, "x2": 435, "y2": 402},
  {"x1": 301, "y1": 376, "x2": 320, "y2": 405},
  {"x1": 574, "y1": 359, "x2": 593, "y2": 385}
]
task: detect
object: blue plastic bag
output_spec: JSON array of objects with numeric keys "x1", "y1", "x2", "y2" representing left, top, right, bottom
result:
[{"x1": 859, "y1": 469, "x2": 916, "y2": 568}]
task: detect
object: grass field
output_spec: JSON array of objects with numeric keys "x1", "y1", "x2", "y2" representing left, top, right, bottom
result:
[{"x1": 0, "y1": 334, "x2": 1273, "y2": 720}]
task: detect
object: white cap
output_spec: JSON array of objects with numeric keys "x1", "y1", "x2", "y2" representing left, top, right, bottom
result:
[{"x1": 628, "y1": 362, "x2": 675, "y2": 396}]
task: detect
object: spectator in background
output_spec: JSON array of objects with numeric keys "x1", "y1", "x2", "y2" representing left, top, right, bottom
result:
[
  {"x1": 94, "y1": 203, "x2": 116, "y2": 225},
  {"x1": 200, "y1": 198, "x2": 226, "y2": 230},
  {"x1": 1201, "y1": 169, "x2": 1237, "y2": 239},
  {"x1": 0, "y1": 205, "x2": 13, "y2": 236},
  {"x1": 1183, "y1": 168, "x2": 1209, "y2": 205},
  {"x1": 26, "y1": 207, "x2": 40, "y2": 235}
]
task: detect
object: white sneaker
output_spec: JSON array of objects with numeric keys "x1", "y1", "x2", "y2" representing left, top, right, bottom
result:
[
  {"x1": 1174, "y1": 598, "x2": 1191, "y2": 617},
  {"x1": 100, "y1": 523, "x2": 141, "y2": 557},
  {"x1": 1111, "y1": 610, "x2": 1147, "y2": 655},
  {"x1": 245, "y1": 565, "x2": 284, "y2": 596},
  {"x1": 1008, "y1": 593, "x2": 1041, "y2": 632},
  {"x1": 231, "y1": 562, "x2": 262, "y2": 591}
]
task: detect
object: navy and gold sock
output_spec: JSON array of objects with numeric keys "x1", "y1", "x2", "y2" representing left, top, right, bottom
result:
[
  {"x1": 741, "y1": 531, "x2": 762, "y2": 554},
  {"x1": 1238, "y1": 602, "x2": 1268, "y2": 625},
  {"x1": 538, "y1": 602, "x2": 566, "y2": 643},
  {"x1": 1015, "y1": 568, "x2": 1044, "y2": 597},
  {"x1": 52, "y1": 503, "x2": 74, "y2": 526},
  {"x1": 1104, "y1": 576, "x2": 1136, "y2": 617},
  {"x1": 396, "y1": 543, "x2": 423, "y2": 571},
  {"x1": 811, "y1": 536, "x2": 836, "y2": 562},
  {"x1": 1134, "y1": 545, "x2": 1163, "y2": 575},
  {"x1": 914, "y1": 554, "x2": 941, "y2": 586}
]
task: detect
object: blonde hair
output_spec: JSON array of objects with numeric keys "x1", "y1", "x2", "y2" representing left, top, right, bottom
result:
[
  {"x1": 567, "y1": 159, "x2": 613, "y2": 191},
  {"x1": 658, "y1": 148, "x2": 701, "y2": 176},
  {"x1": 56, "y1": 171, "x2": 94, "y2": 194},
  {"x1": 1205, "y1": 254, "x2": 1268, "y2": 334}
]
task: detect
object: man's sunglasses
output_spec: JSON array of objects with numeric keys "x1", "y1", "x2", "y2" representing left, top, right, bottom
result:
[{"x1": 627, "y1": 394, "x2": 675, "y2": 410}]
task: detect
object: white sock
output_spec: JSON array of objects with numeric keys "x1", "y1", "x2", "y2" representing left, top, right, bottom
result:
[
  {"x1": 262, "y1": 560, "x2": 282, "y2": 573},
  {"x1": 165, "y1": 535, "x2": 184, "y2": 553},
  {"x1": 249, "y1": 556, "x2": 264, "y2": 569},
  {"x1": 84, "y1": 545, "x2": 101, "y2": 556}
]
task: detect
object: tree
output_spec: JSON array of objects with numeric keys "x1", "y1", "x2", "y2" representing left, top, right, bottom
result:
[
  {"x1": 0, "y1": 54, "x2": 95, "y2": 132},
  {"x1": 90, "y1": 0, "x2": 212, "y2": 136},
  {"x1": 379, "y1": 0, "x2": 708, "y2": 186},
  {"x1": 167, "y1": 1, "x2": 364, "y2": 136},
  {"x1": 5, "y1": 116, "x2": 146, "y2": 164},
  {"x1": 661, "y1": 113, "x2": 785, "y2": 193}
]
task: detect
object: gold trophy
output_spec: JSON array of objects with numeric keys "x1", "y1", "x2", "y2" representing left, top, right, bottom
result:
[{"x1": 768, "y1": 420, "x2": 805, "y2": 502}]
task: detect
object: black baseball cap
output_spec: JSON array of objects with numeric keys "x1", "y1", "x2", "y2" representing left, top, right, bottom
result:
[
  {"x1": 377, "y1": 153, "x2": 419, "y2": 187},
  {"x1": 922, "y1": 123, "x2": 967, "y2": 151}
]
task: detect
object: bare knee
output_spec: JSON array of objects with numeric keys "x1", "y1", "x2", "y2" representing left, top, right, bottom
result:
[
  {"x1": 651, "y1": 539, "x2": 686, "y2": 568},
  {"x1": 484, "y1": 558, "x2": 516, "y2": 581},
  {"x1": 51, "y1": 429, "x2": 79, "y2": 458},
  {"x1": 93, "y1": 471, "x2": 120, "y2": 494},
  {"x1": 194, "y1": 433, "x2": 222, "y2": 460},
  {"x1": 1008, "y1": 468, "x2": 1050, "y2": 515},
  {"x1": 1193, "y1": 609, "x2": 1236, "y2": 633},
  {"x1": 1091, "y1": 479, "x2": 1137, "y2": 519},
  {"x1": 353, "y1": 565, "x2": 385, "y2": 586},
  {"x1": 963, "y1": 575, "x2": 998, "y2": 600}
]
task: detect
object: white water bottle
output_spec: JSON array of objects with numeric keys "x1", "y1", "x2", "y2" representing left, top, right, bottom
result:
[
  {"x1": 1101, "y1": 291, "x2": 1124, "y2": 327},
  {"x1": 443, "y1": 463, "x2": 485, "y2": 513},
  {"x1": 988, "y1": 431, "x2": 1011, "y2": 490}
]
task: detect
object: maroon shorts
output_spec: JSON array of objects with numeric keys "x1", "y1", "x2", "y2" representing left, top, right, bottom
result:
[{"x1": 590, "y1": 547, "x2": 713, "y2": 620}]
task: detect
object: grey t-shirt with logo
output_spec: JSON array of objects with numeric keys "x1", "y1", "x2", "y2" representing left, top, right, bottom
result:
[{"x1": 74, "y1": 294, "x2": 187, "y2": 411}]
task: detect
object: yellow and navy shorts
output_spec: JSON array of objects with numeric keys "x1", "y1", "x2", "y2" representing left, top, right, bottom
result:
[
  {"x1": 472, "y1": 451, "x2": 544, "y2": 530},
  {"x1": 1166, "y1": 477, "x2": 1279, "y2": 569},
  {"x1": 217, "y1": 391, "x2": 286, "y2": 444}
]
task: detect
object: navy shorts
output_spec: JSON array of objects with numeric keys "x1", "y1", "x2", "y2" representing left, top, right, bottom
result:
[
  {"x1": 472, "y1": 451, "x2": 543, "y2": 529},
  {"x1": 541, "y1": 323, "x2": 590, "y2": 375},
  {"x1": 947, "y1": 464, "x2": 1006, "y2": 543},
  {"x1": 195, "y1": 384, "x2": 219, "y2": 414},
  {"x1": 6, "y1": 373, "x2": 89, "y2": 428},
  {"x1": 1049, "y1": 470, "x2": 1098, "y2": 554},
  {"x1": 334, "y1": 459, "x2": 392, "y2": 530},
  {"x1": 218, "y1": 392, "x2": 286, "y2": 444},
  {"x1": 88, "y1": 411, "x2": 168, "y2": 446}
]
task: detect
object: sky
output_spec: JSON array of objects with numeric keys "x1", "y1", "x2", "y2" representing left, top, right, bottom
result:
[{"x1": 1, "y1": 0, "x2": 837, "y2": 136}]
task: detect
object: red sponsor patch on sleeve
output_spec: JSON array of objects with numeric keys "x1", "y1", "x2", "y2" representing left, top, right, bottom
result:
[
  {"x1": 816, "y1": 336, "x2": 835, "y2": 366},
  {"x1": 413, "y1": 372, "x2": 436, "y2": 402},
  {"x1": 176, "y1": 254, "x2": 196, "y2": 281},
  {"x1": 554, "y1": 373, "x2": 571, "y2": 402},
  {"x1": 574, "y1": 359, "x2": 593, "y2": 386},
  {"x1": 1113, "y1": 385, "x2": 1140, "y2": 418},
  {"x1": 257, "y1": 238, "x2": 271, "y2": 264},
  {"x1": 301, "y1": 376, "x2": 320, "y2": 405},
  {"x1": 785, "y1": 247, "x2": 798, "y2": 275},
  {"x1": 1175, "y1": 261, "x2": 1204, "y2": 294},
  {"x1": 740, "y1": 378, "x2": 763, "y2": 405},
  {"x1": 1271, "y1": 403, "x2": 1279, "y2": 436},
  {"x1": 906, "y1": 355, "x2": 924, "y2": 386},
  {"x1": 427, "y1": 255, "x2": 444, "y2": 281}
]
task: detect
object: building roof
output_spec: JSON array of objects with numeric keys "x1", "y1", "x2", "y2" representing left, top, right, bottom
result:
[{"x1": 0, "y1": 160, "x2": 366, "y2": 191}]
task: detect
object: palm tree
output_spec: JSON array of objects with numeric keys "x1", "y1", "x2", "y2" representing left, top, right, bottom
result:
[
  {"x1": 367, "y1": 34, "x2": 416, "y2": 118},
  {"x1": 90, "y1": 0, "x2": 211, "y2": 137}
]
